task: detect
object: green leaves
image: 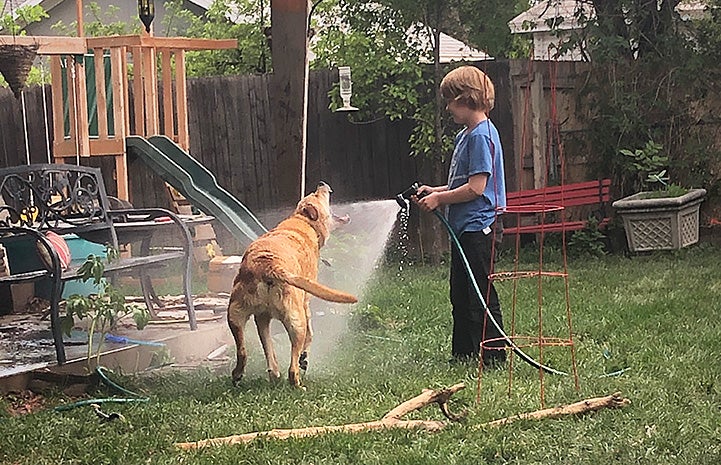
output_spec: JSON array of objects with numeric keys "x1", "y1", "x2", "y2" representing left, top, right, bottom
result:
[
  {"x1": 163, "y1": 0, "x2": 271, "y2": 76},
  {"x1": 0, "y1": 4, "x2": 48, "y2": 35},
  {"x1": 76, "y1": 253, "x2": 105, "y2": 285},
  {"x1": 619, "y1": 140, "x2": 673, "y2": 191},
  {"x1": 64, "y1": 247, "x2": 150, "y2": 367}
]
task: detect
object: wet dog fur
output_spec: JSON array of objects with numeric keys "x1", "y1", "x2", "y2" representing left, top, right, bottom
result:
[{"x1": 227, "y1": 182, "x2": 357, "y2": 387}]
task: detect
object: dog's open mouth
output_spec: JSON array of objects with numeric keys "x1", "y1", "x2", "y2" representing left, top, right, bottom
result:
[{"x1": 332, "y1": 213, "x2": 350, "y2": 225}]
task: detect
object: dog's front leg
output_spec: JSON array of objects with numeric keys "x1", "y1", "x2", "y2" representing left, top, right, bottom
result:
[
  {"x1": 254, "y1": 313, "x2": 281, "y2": 382},
  {"x1": 228, "y1": 311, "x2": 249, "y2": 386}
]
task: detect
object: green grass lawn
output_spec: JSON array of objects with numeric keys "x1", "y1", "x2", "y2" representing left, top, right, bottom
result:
[{"x1": 2, "y1": 243, "x2": 721, "y2": 464}]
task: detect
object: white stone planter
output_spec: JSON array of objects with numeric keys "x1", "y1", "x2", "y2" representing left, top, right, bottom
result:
[{"x1": 612, "y1": 188, "x2": 706, "y2": 252}]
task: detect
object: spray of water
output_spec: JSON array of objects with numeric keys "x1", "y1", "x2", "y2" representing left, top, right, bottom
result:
[
  {"x1": 309, "y1": 199, "x2": 401, "y2": 361},
  {"x1": 250, "y1": 199, "x2": 401, "y2": 374}
]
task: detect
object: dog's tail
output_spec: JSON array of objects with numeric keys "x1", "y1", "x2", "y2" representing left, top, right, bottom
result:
[{"x1": 278, "y1": 271, "x2": 358, "y2": 303}]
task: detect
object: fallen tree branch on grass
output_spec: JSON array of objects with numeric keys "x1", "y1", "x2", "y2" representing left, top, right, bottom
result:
[
  {"x1": 175, "y1": 388, "x2": 630, "y2": 450},
  {"x1": 477, "y1": 392, "x2": 631, "y2": 428},
  {"x1": 175, "y1": 383, "x2": 467, "y2": 450}
]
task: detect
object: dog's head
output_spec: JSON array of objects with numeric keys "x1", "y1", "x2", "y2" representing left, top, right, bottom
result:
[{"x1": 295, "y1": 181, "x2": 349, "y2": 246}]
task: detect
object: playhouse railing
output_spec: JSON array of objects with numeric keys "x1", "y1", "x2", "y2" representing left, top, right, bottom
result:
[{"x1": 48, "y1": 35, "x2": 236, "y2": 200}]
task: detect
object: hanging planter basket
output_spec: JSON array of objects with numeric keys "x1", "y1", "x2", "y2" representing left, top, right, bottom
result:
[{"x1": 0, "y1": 43, "x2": 39, "y2": 99}]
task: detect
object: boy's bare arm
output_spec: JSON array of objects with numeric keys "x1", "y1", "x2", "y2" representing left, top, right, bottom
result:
[{"x1": 416, "y1": 173, "x2": 488, "y2": 212}]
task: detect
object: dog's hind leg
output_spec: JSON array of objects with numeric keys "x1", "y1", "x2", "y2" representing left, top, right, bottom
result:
[
  {"x1": 228, "y1": 311, "x2": 249, "y2": 386},
  {"x1": 254, "y1": 313, "x2": 280, "y2": 382},
  {"x1": 282, "y1": 318, "x2": 307, "y2": 388},
  {"x1": 299, "y1": 302, "x2": 313, "y2": 371}
]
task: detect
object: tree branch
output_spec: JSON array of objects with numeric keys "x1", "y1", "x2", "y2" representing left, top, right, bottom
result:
[
  {"x1": 176, "y1": 383, "x2": 466, "y2": 450},
  {"x1": 477, "y1": 392, "x2": 631, "y2": 428}
]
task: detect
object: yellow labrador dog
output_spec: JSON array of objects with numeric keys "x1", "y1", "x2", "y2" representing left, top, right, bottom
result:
[{"x1": 227, "y1": 182, "x2": 357, "y2": 387}]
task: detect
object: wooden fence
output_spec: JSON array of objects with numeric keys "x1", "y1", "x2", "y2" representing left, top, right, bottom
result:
[
  {"x1": 0, "y1": 64, "x2": 520, "y2": 204},
  {"x1": 0, "y1": 60, "x2": 609, "y2": 257}
]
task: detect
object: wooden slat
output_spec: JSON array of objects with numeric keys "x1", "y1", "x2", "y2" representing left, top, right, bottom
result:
[
  {"x1": 131, "y1": 47, "x2": 144, "y2": 136},
  {"x1": 174, "y1": 50, "x2": 189, "y2": 150},
  {"x1": 120, "y1": 47, "x2": 130, "y2": 135},
  {"x1": 139, "y1": 36, "x2": 237, "y2": 50},
  {"x1": 0, "y1": 35, "x2": 87, "y2": 54},
  {"x1": 86, "y1": 35, "x2": 143, "y2": 48},
  {"x1": 241, "y1": 77, "x2": 257, "y2": 206},
  {"x1": 110, "y1": 47, "x2": 126, "y2": 141},
  {"x1": 504, "y1": 218, "x2": 610, "y2": 235},
  {"x1": 54, "y1": 138, "x2": 125, "y2": 157},
  {"x1": 86, "y1": 35, "x2": 237, "y2": 51},
  {"x1": 142, "y1": 47, "x2": 159, "y2": 135},
  {"x1": 507, "y1": 180, "x2": 611, "y2": 206},
  {"x1": 54, "y1": 139, "x2": 77, "y2": 158},
  {"x1": 115, "y1": 152, "x2": 129, "y2": 201},
  {"x1": 74, "y1": 60, "x2": 90, "y2": 156},
  {"x1": 93, "y1": 47, "x2": 109, "y2": 140},
  {"x1": 90, "y1": 139, "x2": 125, "y2": 156},
  {"x1": 160, "y1": 49, "x2": 174, "y2": 138},
  {"x1": 50, "y1": 56, "x2": 65, "y2": 146}
]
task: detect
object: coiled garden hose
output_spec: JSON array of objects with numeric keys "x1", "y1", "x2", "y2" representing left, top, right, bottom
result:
[{"x1": 54, "y1": 366, "x2": 149, "y2": 412}]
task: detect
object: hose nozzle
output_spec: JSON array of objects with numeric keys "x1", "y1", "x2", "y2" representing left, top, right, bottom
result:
[{"x1": 395, "y1": 182, "x2": 421, "y2": 209}]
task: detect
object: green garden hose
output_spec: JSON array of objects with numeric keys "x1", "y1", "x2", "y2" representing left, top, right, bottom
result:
[
  {"x1": 432, "y1": 209, "x2": 568, "y2": 376},
  {"x1": 54, "y1": 366, "x2": 149, "y2": 412}
]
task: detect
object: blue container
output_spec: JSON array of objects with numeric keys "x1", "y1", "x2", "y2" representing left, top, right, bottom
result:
[{"x1": 62, "y1": 234, "x2": 107, "y2": 298}]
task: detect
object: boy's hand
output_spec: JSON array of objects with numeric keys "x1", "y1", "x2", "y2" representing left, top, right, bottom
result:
[
  {"x1": 415, "y1": 184, "x2": 433, "y2": 197},
  {"x1": 415, "y1": 192, "x2": 441, "y2": 212}
]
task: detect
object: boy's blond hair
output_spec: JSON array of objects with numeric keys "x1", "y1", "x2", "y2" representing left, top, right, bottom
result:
[{"x1": 440, "y1": 66, "x2": 495, "y2": 112}]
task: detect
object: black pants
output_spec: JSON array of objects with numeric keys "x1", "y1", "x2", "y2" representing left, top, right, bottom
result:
[{"x1": 449, "y1": 226, "x2": 506, "y2": 363}]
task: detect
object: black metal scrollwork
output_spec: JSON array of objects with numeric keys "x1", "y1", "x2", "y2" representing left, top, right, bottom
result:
[{"x1": 0, "y1": 166, "x2": 106, "y2": 230}]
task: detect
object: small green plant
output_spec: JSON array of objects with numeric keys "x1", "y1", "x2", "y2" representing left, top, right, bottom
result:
[
  {"x1": 620, "y1": 140, "x2": 688, "y2": 198},
  {"x1": 567, "y1": 217, "x2": 607, "y2": 258},
  {"x1": 62, "y1": 247, "x2": 150, "y2": 368}
]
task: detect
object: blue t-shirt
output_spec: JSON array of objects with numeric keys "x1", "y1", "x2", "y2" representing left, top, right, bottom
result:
[{"x1": 446, "y1": 119, "x2": 506, "y2": 235}]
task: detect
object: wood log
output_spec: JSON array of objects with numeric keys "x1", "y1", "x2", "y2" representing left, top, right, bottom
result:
[{"x1": 478, "y1": 392, "x2": 631, "y2": 428}]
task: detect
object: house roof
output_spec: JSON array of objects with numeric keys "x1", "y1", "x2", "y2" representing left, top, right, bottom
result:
[
  {"x1": 509, "y1": 0, "x2": 708, "y2": 34},
  {"x1": 508, "y1": 0, "x2": 593, "y2": 34},
  {"x1": 436, "y1": 32, "x2": 491, "y2": 62},
  {"x1": 407, "y1": 23, "x2": 491, "y2": 63}
]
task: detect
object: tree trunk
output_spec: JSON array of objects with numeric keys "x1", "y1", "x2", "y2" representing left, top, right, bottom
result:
[{"x1": 270, "y1": 0, "x2": 310, "y2": 207}]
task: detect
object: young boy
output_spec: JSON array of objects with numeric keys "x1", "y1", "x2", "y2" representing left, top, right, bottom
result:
[{"x1": 414, "y1": 65, "x2": 507, "y2": 367}]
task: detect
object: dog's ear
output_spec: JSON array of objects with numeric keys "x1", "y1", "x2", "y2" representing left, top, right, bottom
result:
[{"x1": 301, "y1": 204, "x2": 319, "y2": 221}]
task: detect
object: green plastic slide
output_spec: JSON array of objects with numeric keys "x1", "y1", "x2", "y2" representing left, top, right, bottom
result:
[{"x1": 126, "y1": 135, "x2": 267, "y2": 248}]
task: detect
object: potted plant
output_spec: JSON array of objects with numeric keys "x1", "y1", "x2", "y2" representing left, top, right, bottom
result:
[
  {"x1": 612, "y1": 141, "x2": 706, "y2": 252},
  {"x1": 0, "y1": 3, "x2": 48, "y2": 97}
]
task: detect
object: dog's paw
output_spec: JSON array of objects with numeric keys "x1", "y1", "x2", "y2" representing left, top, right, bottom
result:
[
  {"x1": 268, "y1": 370, "x2": 282, "y2": 383},
  {"x1": 299, "y1": 351, "x2": 308, "y2": 371},
  {"x1": 231, "y1": 366, "x2": 245, "y2": 386}
]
